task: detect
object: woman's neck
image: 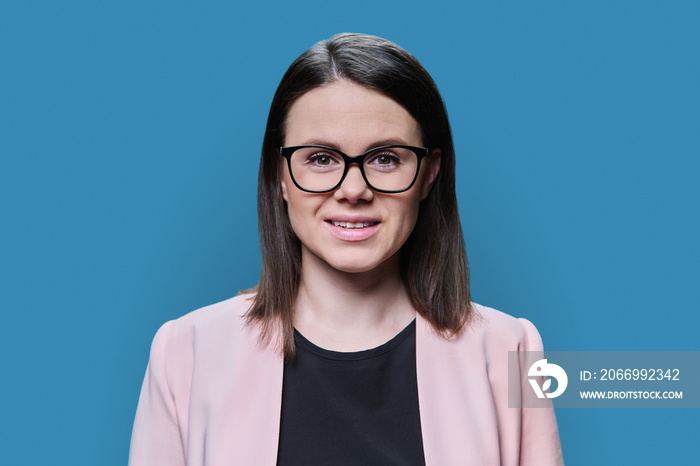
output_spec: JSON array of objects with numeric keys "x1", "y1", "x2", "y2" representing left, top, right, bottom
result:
[{"x1": 293, "y1": 249, "x2": 416, "y2": 352}]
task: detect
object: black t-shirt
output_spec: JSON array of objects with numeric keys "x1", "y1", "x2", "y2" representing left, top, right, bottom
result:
[{"x1": 277, "y1": 320, "x2": 426, "y2": 466}]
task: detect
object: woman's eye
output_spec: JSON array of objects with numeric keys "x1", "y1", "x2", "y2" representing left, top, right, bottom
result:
[
  {"x1": 308, "y1": 153, "x2": 337, "y2": 165},
  {"x1": 369, "y1": 152, "x2": 400, "y2": 166}
]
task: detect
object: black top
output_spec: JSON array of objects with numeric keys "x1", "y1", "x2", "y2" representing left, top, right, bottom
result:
[{"x1": 277, "y1": 320, "x2": 426, "y2": 466}]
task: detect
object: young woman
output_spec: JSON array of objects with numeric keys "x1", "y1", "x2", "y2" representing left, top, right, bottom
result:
[{"x1": 129, "y1": 33, "x2": 563, "y2": 465}]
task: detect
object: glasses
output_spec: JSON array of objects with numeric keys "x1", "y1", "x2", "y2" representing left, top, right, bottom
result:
[{"x1": 280, "y1": 145, "x2": 429, "y2": 193}]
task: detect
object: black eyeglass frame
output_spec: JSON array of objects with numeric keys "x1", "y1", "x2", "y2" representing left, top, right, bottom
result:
[{"x1": 279, "y1": 144, "x2": 430, "y2": 194}]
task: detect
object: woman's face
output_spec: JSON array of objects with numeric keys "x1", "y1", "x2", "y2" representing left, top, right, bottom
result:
[{"x1": 281, "y1": 80, "x2": 440, "y2": 275}]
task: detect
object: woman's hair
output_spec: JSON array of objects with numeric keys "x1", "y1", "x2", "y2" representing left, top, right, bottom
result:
[{"x1": 245, "y1": 33, "x2": 474, "y2": 358}]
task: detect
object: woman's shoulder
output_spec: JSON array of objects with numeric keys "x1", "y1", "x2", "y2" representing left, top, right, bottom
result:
[
  {"x1": 474, "y1": 302, "x2": 541, "y2": 341},
  {"x1": 150, "y1": 293, "x2": 258, "y2": 355},
  {"x1": 444, "y1": 302, "x2": 545, "y2": 353},
  {"x1": 172, "y1": 293, "x2": 254, "y2": 329}
]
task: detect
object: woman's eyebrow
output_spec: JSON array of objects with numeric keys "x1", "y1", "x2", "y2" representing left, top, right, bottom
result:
[
  {"x1": 365, "y1": 138, "x2": 415, "y2": 148},
  {"x1": 297, "y1": 138, "x2": 341, "y2": 148}
]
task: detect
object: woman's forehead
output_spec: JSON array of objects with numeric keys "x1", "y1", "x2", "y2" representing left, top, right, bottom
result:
[{"x1": 284, "y1": 81, "x2": 421, "y2": 152}]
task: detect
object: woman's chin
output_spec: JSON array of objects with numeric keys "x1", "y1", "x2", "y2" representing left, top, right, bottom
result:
[
  {"x1": 321, "y1": 252, "x2": 400, "y2": 276},
  {"x1": 300, "y1": 243, "x2": 401, "y2": 276},
  {"x1": 330, "y1": 262, "x2": 381, "y2": 275}
]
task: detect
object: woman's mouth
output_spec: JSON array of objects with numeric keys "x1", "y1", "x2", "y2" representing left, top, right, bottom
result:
[
  {"x1": 329, "y1": 221, "x2": 378, "y2": 229},
  {"x1": 325, "y1": 219, "x2": 381, "y2": 242}
]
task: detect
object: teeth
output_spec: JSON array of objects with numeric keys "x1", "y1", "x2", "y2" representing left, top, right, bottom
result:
[{"x1": 331, "y1": 221, "x2": 375, "y2": 229}]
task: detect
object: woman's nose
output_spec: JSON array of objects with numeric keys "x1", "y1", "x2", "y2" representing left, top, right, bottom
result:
[{"x1": 334, "y1": 164, "x2": 374, "y2": 203}]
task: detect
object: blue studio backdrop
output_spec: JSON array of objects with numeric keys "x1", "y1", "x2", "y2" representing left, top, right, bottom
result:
[{"x1": 1, "y1": 1, "x2": 698, "y2": 464}]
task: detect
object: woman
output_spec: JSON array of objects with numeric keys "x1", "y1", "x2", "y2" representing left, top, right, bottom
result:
[{"x1": 129, "y1": 33, "x2": 563, "y2": 465}]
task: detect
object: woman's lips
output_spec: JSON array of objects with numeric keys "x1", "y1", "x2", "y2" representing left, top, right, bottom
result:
[
  {"x1": 325, "y1": 219, "x2": 380, "y2": 241},
  {"x1": 329, "y1": 220, "x2": 377, "y2": 229}
]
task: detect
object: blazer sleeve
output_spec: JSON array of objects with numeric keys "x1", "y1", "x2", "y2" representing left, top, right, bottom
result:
[
  {"x1": 517, "y1": 318, "x2": 564, "y2": 466},
  {"x1": 129, "y1": 321, "x2": 186, "y2": 466}
]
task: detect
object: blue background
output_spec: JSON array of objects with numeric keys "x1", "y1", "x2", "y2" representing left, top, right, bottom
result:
[{"x1": 1, "y1": 1, "x2": 698, "y2": 464}]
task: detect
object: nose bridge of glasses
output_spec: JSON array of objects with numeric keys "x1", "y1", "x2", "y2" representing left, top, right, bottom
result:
[
  {"x1": 341, "y1": 157, "x2": 369, "y2": 187},
  {"x1": 343, "y1": 151, "x2": 366, "y2": 167}
]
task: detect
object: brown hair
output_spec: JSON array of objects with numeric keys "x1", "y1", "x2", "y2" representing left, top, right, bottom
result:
[{"x1": 245, "y1": 33, "x2": 474, "y2": 358}]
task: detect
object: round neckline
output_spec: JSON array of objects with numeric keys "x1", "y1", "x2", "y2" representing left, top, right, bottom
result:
[{"x1": 293, "y1": 319, "x2": 416, "y2": 361}]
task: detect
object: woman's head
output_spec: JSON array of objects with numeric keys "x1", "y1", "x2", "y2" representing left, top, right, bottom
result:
[
  {"x1": 249, "y1": 33, "x2": 472, "y2": 357},
  {"x1": 281, "y1": 80, "x2": 438, "y2": 275}
]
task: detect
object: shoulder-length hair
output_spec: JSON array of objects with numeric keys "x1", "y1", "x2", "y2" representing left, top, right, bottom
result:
[{"x1": 245, "y1": 33, "x2": 474, "y2": 358}]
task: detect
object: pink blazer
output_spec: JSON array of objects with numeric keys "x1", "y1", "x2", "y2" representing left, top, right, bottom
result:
[{"x1": 129, "y1": 295, "x2": 563, "y2": 465}]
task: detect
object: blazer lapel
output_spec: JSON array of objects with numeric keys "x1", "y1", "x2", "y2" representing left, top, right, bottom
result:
[
  {"x1": 415, "y1": 314, "x2": 502, "y2": 465},
  {"x1": 227, "y1": 329, "x2": 284, "y2": 465}
]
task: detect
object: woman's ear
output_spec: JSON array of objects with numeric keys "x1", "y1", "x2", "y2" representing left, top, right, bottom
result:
[
  {"x1": 281, "y1": 177, "x2": 289, "y2": 202},
  {"x1": 420, "y1": 148, "x2": 441, "y2": 200},
  {"x1": 280, "y1": 158, "x2": 290, "y2": 202}
]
